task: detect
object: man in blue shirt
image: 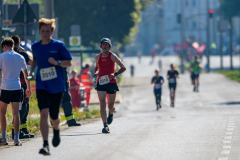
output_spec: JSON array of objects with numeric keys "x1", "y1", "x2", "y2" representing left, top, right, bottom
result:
[
  {"x1": 151, "y1": 69, "x2": 164, "y2": 110},
  {"x1": 30, "y1": 18, "x2": 72, "y2": 155}
]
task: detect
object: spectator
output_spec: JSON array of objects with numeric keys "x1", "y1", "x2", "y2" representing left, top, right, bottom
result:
[{"x1": 69, "y1": 70, "x2": 81, "y2": 110}]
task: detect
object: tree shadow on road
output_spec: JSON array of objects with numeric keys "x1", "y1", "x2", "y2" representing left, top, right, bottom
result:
[
  {"x1": 61, "y1": 132, "x2": 102, "y2": 137},
  {"x1": 216, "y1": 101, "x2": 240, "y2": 105}
]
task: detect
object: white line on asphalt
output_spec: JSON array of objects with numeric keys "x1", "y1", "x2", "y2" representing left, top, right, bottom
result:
[
  {"x1": 223, "y1": 146, "x2": 231, "y2": 149},
  {"x1": 221, "y1": 150, "x2": 231, "y2": 155},
  {"x1": 218, "y1": 118, "x2": 235, "y2": 160},
  {"x1": 223, "y1": 140, "x2": 231, "y2": 144},
  {"x1": 218, "y1": 157, "x2": 228, "y2": 160},
  {"x1": 225, "y1": 132, "x2": 233, "y2": 135},
  {"x1": 224, "y1": 136, "x2": 232, "y2": 140},
  {"x1": 227, "y1": 128, "x2": 234, "y2": 131}
]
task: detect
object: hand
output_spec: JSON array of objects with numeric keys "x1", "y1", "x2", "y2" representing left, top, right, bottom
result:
[
  {"x1": 48, "y1": 57, "x2": 58, "y2": 65},
  {"x1": 28, "y1": 72, "x2": 35, "y2": 80},
  {"x1": 25, "y1": 89, "x2": 31, "y2": 98},
  {"x1": 109, "y1": 74, "x2": 115, "y2": 80}
]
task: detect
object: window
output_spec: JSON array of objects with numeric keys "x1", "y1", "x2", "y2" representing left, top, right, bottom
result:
[{"x1": 192, "y1": 21, "x2": 197, "y2": 29}]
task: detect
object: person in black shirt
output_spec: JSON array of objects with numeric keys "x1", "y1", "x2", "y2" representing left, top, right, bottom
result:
[
  {"x1": 11, "y1": 35, "x2": 34, "y2": 139},
  {"x1": 167, "y1": 64, "x2": 179, "y2": 107},
  {"x1": 151, "y1": 70, "x2": 164, "y2": 110}
]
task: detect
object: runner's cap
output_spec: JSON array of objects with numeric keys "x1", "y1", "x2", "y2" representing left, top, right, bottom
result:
[{"x1": 100, "y1": 38, "x2": 112, "y2": 46}]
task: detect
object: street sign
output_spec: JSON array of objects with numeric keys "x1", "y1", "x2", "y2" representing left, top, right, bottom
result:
[
  {"x1": 69, "y1": 36, "x2": 81, "y2": 49},
  {"x1": 12, "y1": 0, "x2": 37, "y2": 24}
]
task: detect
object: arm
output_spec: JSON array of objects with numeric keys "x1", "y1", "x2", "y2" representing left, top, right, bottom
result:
[
  {"x1": 29, "y1": 58, "x2": 37, "y2": 77},
  {"x1": 48, "y1": 57, "x2": 72, "y2": 67},
  {"x1": 110, "y1": 53, "x2": 126, "y2": 79},
  {"x1": 94, "y1": 54, "x2": 100, "y2": 77},
  {"x1": 22, "y1": 69, "x2": 31, "y2": 98}
]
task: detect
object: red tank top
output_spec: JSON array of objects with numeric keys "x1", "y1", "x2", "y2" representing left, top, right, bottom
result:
[{"x1": 97, "y1": 52, "x2": 116, "y2": 83}]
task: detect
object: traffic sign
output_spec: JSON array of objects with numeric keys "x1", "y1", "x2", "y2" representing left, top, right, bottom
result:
[
  {"x1": 12, "y1": 0, "x2": 37, "y2": 24},
  {"x1": 69, "y1": 36, "x2": 81, "y2": 49}
]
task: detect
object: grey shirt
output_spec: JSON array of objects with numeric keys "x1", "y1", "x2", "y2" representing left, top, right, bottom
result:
[{"x1": 0, "y1": 50, "x2": 27, "y2": 90}]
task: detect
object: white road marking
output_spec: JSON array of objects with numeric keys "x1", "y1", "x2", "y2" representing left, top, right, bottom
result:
[
  {"x1": 218, "y1": 157, "x2": 228, "y2": 160},
  {"x1": 221, "y1": 150, "x2": 230, "y2": 155}
]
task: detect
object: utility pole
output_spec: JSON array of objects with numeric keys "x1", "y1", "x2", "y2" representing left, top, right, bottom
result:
[
  {"x1": 229, "y1": 17, "x2": 233, "y2": 70},
  {"x1": 43, "y1": 0, "x2": 54, "y2": 18},
  {"x1": 180, "y1": 0, "x2": 185, "y2": 74},
  {"x1": 206, "y1": 0, "x2": 210, "y2": 72}
]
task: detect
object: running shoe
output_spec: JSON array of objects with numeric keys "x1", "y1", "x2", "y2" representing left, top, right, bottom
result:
[
  {"x1": 13, "y1": 140, "x2": 22, "y2": 146},
  {"x1": 0, "y1": 138, "x2": 8, "y2": 145},
  {"x1": 193, "y1": 86, "x2": 196, "y2": 92},
  {"x1": 39, "y1": 146, "x2": 50, "y2": 155},
  {"x1": 107, "y1": 113, "x2": 113, "y2": 125},
  {"x1": 68, "y1": 122, "x2": 81, "y2": 127},
  {"x1": 102, "y1": 126, "x2": 110, "y2": 134},
  {"x1": 52, "y1": 129, "x2": 60, "y2": 147}
]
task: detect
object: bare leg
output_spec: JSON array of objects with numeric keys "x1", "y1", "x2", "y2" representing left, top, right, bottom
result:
[
  {"x1": 51, "y1": 118, "x2": 60, "y2": 130},
  {"x1": 97, "y1": 91, "x2": 107, "y2": 123},
  {"x1": 0, "y1": 101, "x2": 8, "y2": 132},
  {"x1": 108, "y1": 93, "x2": 116, "y2": 114},
  {"x1": 12, "y1": 102, "x2": 20, "y2": 133},
  {"x1": 40, "y1": 108, "x2": 49, "y2": 141}
]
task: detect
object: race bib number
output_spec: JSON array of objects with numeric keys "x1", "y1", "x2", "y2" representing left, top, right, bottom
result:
[
  {"x1": 99, "y1": 75, "x2": 110, "y2": 85},
  {"x1": 169, "y1": 78, "x2": 175, "y2": 83},
  {"x1": 40, "y1": 67, "x2": 57, "y2": 81},
  {"x1": 155, "y1": 84, "x2": 161, "y2": 89}
]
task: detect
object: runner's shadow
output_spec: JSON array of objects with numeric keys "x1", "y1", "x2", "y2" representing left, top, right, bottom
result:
[
  {"x1": 216, "y1": 101, "x2": 240, "y2": 105},
  {"x1": 61, "y1": 132, "x2": 102, "y2": 137}
]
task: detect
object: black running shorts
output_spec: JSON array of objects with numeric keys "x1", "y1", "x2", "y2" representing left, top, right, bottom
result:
[
  {"x1": 0, "y1": 89, "x2": 22, "y2": 104},
  {"x1": 95, "y1": 83, "x2": 119, "y2": 94},
  {"x1": 168, "y1": 83, "x2": 177, "y2": 91},
  {"x1": 191, "y1": 73, "x2": 199, "y2": 80},
  {"x1": 36, "y1": 89, "x2": 63, "y2": 120}
]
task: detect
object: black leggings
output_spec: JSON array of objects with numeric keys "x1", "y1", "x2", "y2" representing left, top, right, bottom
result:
[{"x1": 154, "y1": 90, "x2": 162, "y2": 105}]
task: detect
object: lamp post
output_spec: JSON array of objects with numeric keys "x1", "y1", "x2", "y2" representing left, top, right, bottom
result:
[{"x1": 180, "y1": 0, "x2": 185, "y2": 74}]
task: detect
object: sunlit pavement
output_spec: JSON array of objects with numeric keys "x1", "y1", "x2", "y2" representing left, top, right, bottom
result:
[{"x1": 0, "y1": 56, "x2": 240, "y2": 160}]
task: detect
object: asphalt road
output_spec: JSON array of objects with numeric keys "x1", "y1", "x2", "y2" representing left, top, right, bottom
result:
[{"x1": 0, "y1": 56, "x2": 240, "y2": 160}]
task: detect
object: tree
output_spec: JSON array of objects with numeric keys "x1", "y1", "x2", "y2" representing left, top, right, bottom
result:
[
  {"x1": 219, "y1": 0, "x2": 240, "y2": 18},
  {"x1": 54, "y1": 0, "x2": 154, "y2": 48},
  {"x1": 219, "y1": 0, "x2": 240, "y2": 70}
]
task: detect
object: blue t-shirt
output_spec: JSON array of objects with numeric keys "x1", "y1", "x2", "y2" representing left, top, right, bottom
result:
[
  {"x1": 151, "y1": 76, "x2": 164, "y2": 91},
  {"x1": 32, "y1": 39, "x2": 72, "y2": 93}
]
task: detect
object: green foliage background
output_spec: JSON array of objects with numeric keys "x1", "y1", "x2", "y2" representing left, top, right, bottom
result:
[
  {"x1": 54, "y1": 0, "x2": 154, "y2": 48},
  {"x1": 219, "y1": 0, "x2": 240, "y2": 18}
]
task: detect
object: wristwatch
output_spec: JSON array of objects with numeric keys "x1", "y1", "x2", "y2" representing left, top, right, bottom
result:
[{"x1": 57, "y1": 60, "x2": 61, "y2": 66}]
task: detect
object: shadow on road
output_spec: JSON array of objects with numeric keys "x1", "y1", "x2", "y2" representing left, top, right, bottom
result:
[
  {"x1": 216, "y1": 101, "x2": 240, "y2": 105},
  {"x1": 61, "y1": 132, "x2": 102, "y2": 137}
]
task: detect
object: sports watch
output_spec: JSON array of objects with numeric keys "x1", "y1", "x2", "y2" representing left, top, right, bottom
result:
[{"x1": 57, "y1": 60, "x2": 62, "y2": 66}]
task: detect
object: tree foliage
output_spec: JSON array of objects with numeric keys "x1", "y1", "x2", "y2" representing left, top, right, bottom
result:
[
  {"x1": 54, "y1": 0, "x2": 154, "y2": 47},
  {"x1": 219, "y1": 0, "x2": 240, "y2": 18}
]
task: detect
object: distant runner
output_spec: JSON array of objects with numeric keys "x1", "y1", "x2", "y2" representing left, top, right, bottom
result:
[
  {"x1": 189, "y1": 56, "x2": 201, "y2": 92},
  {"x1": 167, "y1": 64, "x2": 179, "y2": 107},
  {"x1": 151, "y1": 69, "x2": 164, "y2": 110}
]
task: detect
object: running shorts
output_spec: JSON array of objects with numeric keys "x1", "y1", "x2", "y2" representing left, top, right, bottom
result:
[
  {"x1": 168, "y1": 83, "x2": 177, "y2": 91},
  {"x1": 0, "y1": 89, "x2": 22, "y2": 104},
  {"x1": 191, "y1": 73, "x2": 199, "y2": 80},
  {"x1": 95, "y1": 83, "x2": 119, "y2": 94},
  {"x1": 36, "y1": 89, "x2": 63, "y2": 120}
]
